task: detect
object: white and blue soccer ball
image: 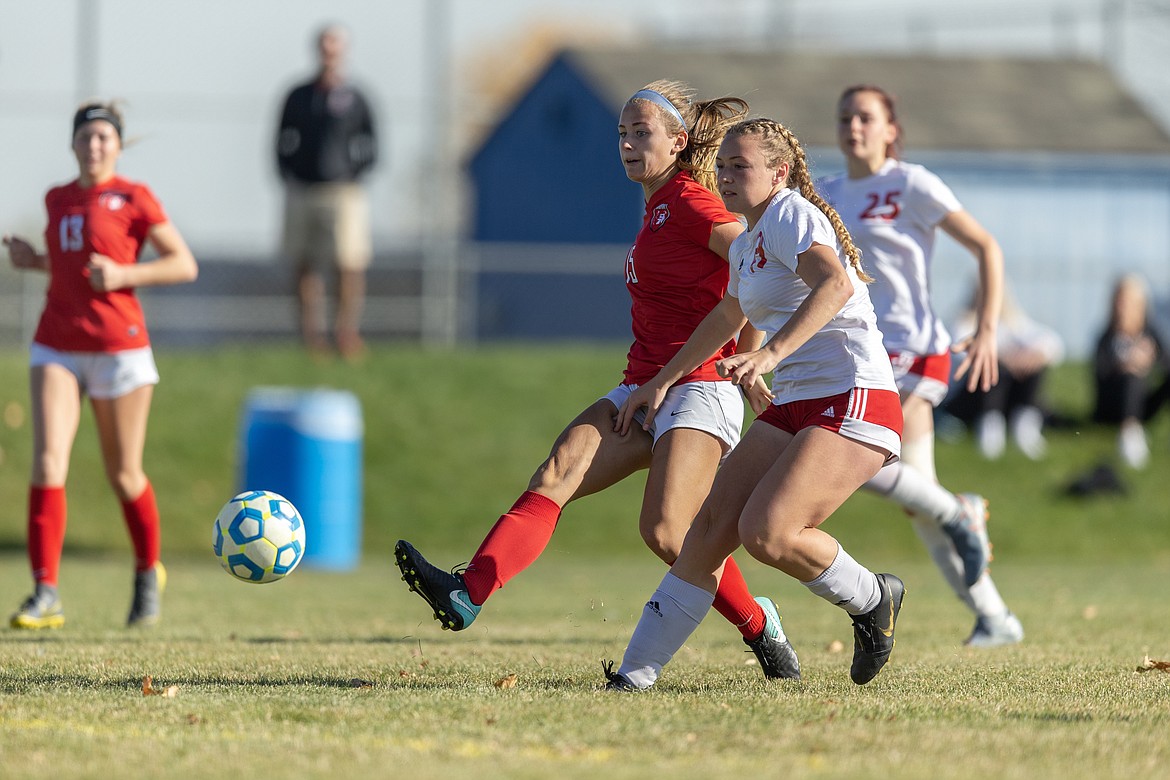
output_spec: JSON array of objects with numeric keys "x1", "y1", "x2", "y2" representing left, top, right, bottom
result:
[{"x1": 213, "y1": 490, "x2": 306, "y2": 584}]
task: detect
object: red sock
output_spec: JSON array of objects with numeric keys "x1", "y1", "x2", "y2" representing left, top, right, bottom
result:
[
  {"x1": 121, "y1": 481, "x2": 161, "y2": 572},
  {"x1": 461, "y1": 491, "x2": 561, "y2": 606},
  {"x1": 28, "y1": 485, "x2": 67, "y2": 586},
  {"x1": 712, "y1": 556, "x2": 766, "y2": 639}
]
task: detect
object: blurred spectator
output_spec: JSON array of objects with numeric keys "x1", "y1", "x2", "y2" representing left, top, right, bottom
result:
[
  {"x1": 1092, "y1": 273, "x2": 1169, "y2": 469},
  {"x1": 943, "y1": 288, "x2": 1064, "y2": 460},
  {"x1": 276, "y1": 23, "x2": 378, "y2": 360}
]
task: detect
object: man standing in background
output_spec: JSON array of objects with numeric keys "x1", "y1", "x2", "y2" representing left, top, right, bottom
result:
[{"x1": 276, "y1": 24, "x2": 378, "y2": 360}]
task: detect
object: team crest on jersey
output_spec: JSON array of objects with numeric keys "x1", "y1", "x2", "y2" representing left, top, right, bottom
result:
[
  {"x1": 649, "y1": 204, "x2": 670, "y2": 231},
  {"x1": 749, "y1": 233, "x2": 768, "y2": 273},
  {"x1": 99, "y1": 192, "x2": 127, "y2": 211}
]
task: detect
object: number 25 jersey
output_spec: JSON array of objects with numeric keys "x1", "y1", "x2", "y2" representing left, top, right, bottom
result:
[{"x1": 818, "y1": 159, "x2": 962, "y2": 357}]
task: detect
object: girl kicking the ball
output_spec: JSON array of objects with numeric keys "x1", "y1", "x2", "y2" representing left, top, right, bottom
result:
[
  {"x1": 4, "y1": 102, "x2": 198, "y2": 629},
  {"x1": 606, "y1": 117, "x2": 903, "y2": 690},
  {"x1": 395, "y1": 81, "x2": 802, "y2": 681}
]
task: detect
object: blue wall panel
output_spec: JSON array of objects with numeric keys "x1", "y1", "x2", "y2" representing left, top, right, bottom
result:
[{"x1": 469, "y1": 55, "x2": 644, "y2": 244}]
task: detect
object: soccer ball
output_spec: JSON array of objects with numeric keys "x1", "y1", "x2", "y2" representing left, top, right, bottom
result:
[{"x1": 212, "y1": 490, "x2": 306, "y2": 584}]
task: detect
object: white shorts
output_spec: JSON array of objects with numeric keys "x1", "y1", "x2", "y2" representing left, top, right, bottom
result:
[
  {"x1": 30, "y1": 343, "x2": 159, "y2": 400},
  {"x1": 603, "y1": 380, "x2": 744, "y2": 453}
]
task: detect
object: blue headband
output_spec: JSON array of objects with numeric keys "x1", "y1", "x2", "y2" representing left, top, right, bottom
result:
[{"x1": 629, "y1": 89, "x2": 688, "y2": 133}]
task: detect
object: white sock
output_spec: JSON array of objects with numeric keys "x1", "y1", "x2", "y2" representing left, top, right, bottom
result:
[
  {"x1": 801, "y1": 544, "x2": 880, "y2": 615},
  {"x1": 865, "y1": 460, "x2": 961, "y2": 526},
  {"x1": 907, "y1": 514, "x2": 1010, "y2": 619},
  {"x1": 617, "y1": 572, "x2": 714, "y2": 688}
]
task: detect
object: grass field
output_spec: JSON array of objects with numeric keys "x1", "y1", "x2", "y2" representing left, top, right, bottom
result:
[{"x1": 0, "y1": 343, "x2": 1168, "y2": 779}]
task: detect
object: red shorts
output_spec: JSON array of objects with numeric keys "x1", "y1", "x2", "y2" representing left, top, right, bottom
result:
[
  {"x1": 888, "y1": 351, "x2": 951, "y2": 406},
  {"x1": 758, "y1": 388, "x2": 903, "y2": 461}
]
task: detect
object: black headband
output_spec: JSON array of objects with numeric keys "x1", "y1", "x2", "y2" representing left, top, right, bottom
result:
[{"x1": 72, "y1": 106, "x2": 122, "y2": 139}]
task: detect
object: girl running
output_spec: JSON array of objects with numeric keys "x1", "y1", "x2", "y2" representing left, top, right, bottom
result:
[
  {"x1": 4, "y1": 102, "x2": 198, "y2": 629},
  {"x1": 818, "y1": 84, "x2": 1023, "y2": 647}
]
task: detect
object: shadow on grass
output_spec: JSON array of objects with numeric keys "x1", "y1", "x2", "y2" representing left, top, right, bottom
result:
[
  {"x1": 0, "y1": 671, "x2": 396, "y2": 692},
  {"x1": 1, "y1": 631, "x2": 608, "y2": 647}
]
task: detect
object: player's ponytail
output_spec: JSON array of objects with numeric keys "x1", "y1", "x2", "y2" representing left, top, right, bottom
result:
[{"x1": 627, "y1": 80, "x2": 749, "y2": 195}]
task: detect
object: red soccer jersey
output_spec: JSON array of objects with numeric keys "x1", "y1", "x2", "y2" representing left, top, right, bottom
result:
[
  {"x1": 34, "y1": 176, "x2": 167, "y2": 352},
  {"x1": 623, "y1": 170, "x2": 740, "y2": 385}
]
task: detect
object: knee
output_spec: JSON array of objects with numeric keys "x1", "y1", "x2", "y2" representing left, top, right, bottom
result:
[
  {"x1": 526, "y1": 451, "x2": 583, "y2": 505},
  {"x1": 527, "y1": 456, "x2": 565, "y2": 494},
  {"x1": 638, "y1": 520, "x2": 681, "y2": 564},
  {"x1": 739, "y1": 516, "x2": 794, "y2": 568},
  {"x1": 32, "y1": 452, "x2": 69, "y2": 486},
  {"x1": 106, "y1": 468, "x2": 147, "y2": 503}
]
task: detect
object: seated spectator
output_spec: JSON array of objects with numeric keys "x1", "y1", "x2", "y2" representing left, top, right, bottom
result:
[
  {"x1": 1093, "y1": 273, "x2": 1169, "y2": 469},
  {"x1": 943, "y1": 287, "x2": 1064, "y2": 460}
]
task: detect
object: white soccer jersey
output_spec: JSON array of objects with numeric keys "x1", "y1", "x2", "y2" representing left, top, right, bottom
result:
[
  {"x1": 818, "y1": 159, "x2": 963, "y2": 356},
  {"x1": 728, "y1": 189, "x2": 896, "y2": 404}
]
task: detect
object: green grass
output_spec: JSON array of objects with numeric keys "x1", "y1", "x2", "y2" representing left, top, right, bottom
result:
[
  {"x1": 0, "y1": 555, "x2": 1167, "y2": 780},
  {"x1": 0, "y1": 343, "x2": 1168, "y2": 779}
]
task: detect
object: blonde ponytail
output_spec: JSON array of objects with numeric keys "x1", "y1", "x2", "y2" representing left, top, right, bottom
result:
[{"x1": 628, "y1": 80, "x2": 749, "y2": 195}]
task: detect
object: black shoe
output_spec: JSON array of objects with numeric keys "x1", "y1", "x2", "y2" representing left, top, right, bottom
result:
[
  {"x1": 849, "y1": 573, "x2": 905, "y2": 685},
  {"x1": 394, "y1": 540, "x2": 480, "y2": 631},
  {"x1": 602, "y1": 660, "x2": 639, "y2": 691},
  {"x1": 127, "y1": 562, "x2": 166, "y2": 627},
  {"x1": 744, "y1": 597, "x2": 801, "y2": 680}
]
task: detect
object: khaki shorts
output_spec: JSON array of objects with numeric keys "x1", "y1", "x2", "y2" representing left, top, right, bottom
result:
[{"x1": 282, "y1": 181, "x2": 372, "y2": 271}]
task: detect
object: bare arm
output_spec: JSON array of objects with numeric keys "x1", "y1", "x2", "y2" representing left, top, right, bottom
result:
[
  {"x1": 613, "y1": 294, "x2": 748, "y2": 435},
  {"x1": 3, "y1": 235, "x2": 49, "y2": 272},
  {"x1": 86, "y1": 221, "x2": 198, "y2": 292},
  {"x1": 709, "y1": 219, "x2": 772, "y2": 411},
  {"x1": 717, "y1": 244, "x2": 852, "y2": 390},
  {"x1": 940, "y1": 209, "x2": 1003, "y2": 392}
]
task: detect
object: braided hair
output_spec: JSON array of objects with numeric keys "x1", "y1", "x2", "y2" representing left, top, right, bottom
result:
[{"x1": 726, "y1": 117, "x2": 870, "y2": 282}]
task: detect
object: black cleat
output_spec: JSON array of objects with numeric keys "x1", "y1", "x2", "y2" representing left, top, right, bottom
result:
[
  {"x1": 744, "y1": 597, "x2": 801, "y2": 680},
  {"x1": 602, "y1": 660, "x2": 640, "y2": 692},
  {"x1": 394, "y1": 540, "x2": 480, "y2": 631},
  {"x1": 849, "y1": 573, "x2": 905, "y2": 685}
]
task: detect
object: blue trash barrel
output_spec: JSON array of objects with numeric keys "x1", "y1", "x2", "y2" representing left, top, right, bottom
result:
[{"x1": 239, "y1": 388, "x2": 363, "y2": 570}]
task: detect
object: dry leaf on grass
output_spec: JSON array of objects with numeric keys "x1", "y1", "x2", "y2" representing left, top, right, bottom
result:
[
  {"x1": 494, "y1": 673, "x2": 518, "y2": 689},
  {"x1": 141, "y1": 675, "x2": 179, "y2": 697},
  {"x1": 1136, "y1": 656, "x2": 1170, "y2": 673}
]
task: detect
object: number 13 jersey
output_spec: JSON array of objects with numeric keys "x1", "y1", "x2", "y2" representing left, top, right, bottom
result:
[
  {"x1": 818, "y1": 159, "x2": 962, "y2": 357},
  {"x1": 36, "y1": 176, "x2": 167, "y2": 352}
]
